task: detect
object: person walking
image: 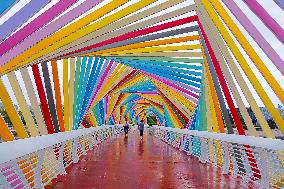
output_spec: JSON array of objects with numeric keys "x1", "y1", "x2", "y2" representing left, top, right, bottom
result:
[
  {"x1": 138, "y1": 120, "x2": 145, "y2": 140},
  {"x1": 123, "y1": 122, "x2": 129, "y2": 137}
]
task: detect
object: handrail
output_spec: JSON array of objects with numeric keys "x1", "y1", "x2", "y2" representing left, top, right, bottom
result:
[
  {"x1": 154, "y1": 126, "x2": 284, "y2": 151},
  {"x1": 0, "y1": 126, "x2": 105, "y2": 164},
  {"x1": 0, "y1": 125, "x2": 123, "y2": 189},
  {"x1": 152, "y1": 126, "x2": 284, "y2": 188}
]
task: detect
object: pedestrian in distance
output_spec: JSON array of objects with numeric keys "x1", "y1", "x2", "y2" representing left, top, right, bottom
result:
[
  {"x1": 138, "y1": 120, "x2": 145, "y2": 140},
  {"x1": 123, "y1": 122, "x2": 129, "y2": 137}
]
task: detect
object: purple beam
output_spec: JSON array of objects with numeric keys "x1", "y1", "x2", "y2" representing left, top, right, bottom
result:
[
  {"x1": 93, "y1": 61, "x2": 115, "y2": 100},
  {"x1": 87, "y1": 61, "x2": 118, "y2": 113},
  {"x1": 0, "y1": 0, "x2": 50, "y2": 41},
  {"x1": 243, "y1": 0, "x2": 284, "y2": 43},
  {"x1": 132, "y1": 91, "x2": 159, "y2": 95},
  {"x1": 223, "y1": 0, "x2": 284, "y2": 75},
  {"x1": 0, "y1": 0, "x2": 102, "y2": 66},
  {"x1": 148, "y1": 72, "x2": 198, "y2": 104},
  {"x1": 144, "y1": 71, "x2": 199, "y2": 103},
  {"x1": 87, "y1": 60, "x2": 113, "y2": 110},
  {"x1": 273, "y1": 0, "x2": 284, "y2": 10},
  {"x1": 105, "y1": 96, "x2": 109, "y2": 124},
  {"x1": 143, "y1": 71, "x2": 200, "y2": 94},
  {"x1": 0, "y1": 0, "x2": 78, "y2": 56},
  {"x1": 87, "y1": 59, "x2": 109, "y2": 107},
  {"x1": 142, "y1": 71, "x2": 199, "y2": 99},
  {"x1": 83, "y1": 59, "x2": 109, "y2": 114},
  {"x1": 122, "y1": 97, "x2": 143, "y2": 106},
  {"x1": 95, "y1": 61, "x2": 118, "y2": 98}
]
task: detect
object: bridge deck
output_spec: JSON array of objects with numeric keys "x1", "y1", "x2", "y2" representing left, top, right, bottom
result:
[{"x1": 48, "y1": 129, "x2": 244, "y2": 189}]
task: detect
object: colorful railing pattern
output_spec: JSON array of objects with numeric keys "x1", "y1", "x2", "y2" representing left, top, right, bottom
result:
[
  {"x1": 0, "y1": 0, "x2": 283, "y2": 187},
  {"x1": 152, "y1": 126, "x2": 284, "y2": 188},
  {"x1": 0, "y1": 125, "x2": 123, "y2": 188}
]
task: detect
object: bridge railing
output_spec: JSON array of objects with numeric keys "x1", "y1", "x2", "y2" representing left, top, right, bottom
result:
[
  {"x1": 0, "y1": 125, "x2": 123, "y2": 189},
  {"x1": 152, "y1": 126, "x2": 284, "y2": 189}
]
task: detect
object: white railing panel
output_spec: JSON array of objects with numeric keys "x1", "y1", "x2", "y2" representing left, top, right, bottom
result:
[
  {"x1": 151, "y1": 126, "x2": 284, "y2": 189},
  {"x1": 0, "y1": 125, "x2": 123, "y2": 189}
]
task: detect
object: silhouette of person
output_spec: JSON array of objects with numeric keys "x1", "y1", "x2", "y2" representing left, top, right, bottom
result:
[
  {"x1": 138, "y1": 120, "x2": 145, "y2": 140},
  {"x1": 123, "y1": 122, "x2": 129, "y2": 137}
]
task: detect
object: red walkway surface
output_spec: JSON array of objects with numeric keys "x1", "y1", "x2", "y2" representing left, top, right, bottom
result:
[{"x1": 48, "y1": 129, "x2": 245, "y2": 189}]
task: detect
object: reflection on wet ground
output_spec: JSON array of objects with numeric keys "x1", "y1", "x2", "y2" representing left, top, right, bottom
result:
[{"x1": 48, "y1": 129, "x2": 247, "y2": 189}]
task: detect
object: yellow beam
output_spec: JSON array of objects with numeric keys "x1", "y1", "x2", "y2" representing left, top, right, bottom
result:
[
  {"x1": 0, "y1": 80, "x2": 28, "y2": 138},
  {"x1": 63, "y1": 59, "x2": 70, "y2": 130},
  {"x1": 0, "y1": 0, "x2": 155, "y2": 75},
  {"x1": 0, "y1": 115, "x2": 14, "y2": 141},
  {"x1": 98, "y1": 45, "x2": 202, "y2": 56},
  {"x1": 209, "y1": 0, "x2": 284, "y2": 104},
  {"x1": 199, "y1": 0, "x2": 284, "y2": 134},
  {"x1": 86, "y1": 35, "x2": 200, "y2": 56}
]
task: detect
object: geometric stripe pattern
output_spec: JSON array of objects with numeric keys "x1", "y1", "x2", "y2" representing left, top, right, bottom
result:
[{"x1": 0, "y1": 0, "x2": 283, "y2": 143}]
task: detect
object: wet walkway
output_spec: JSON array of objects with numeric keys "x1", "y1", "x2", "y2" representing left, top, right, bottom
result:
[{"x1": 49, "y1": 129, "x2": 244, "y2": 189}]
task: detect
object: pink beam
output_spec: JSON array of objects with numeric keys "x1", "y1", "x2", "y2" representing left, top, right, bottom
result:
[
  {"x1": 0, "y1": 0, "x2": 102, "y2": 66},
  {"x1": 86, "y1": 60, "x2": 113, "y2": 110},
  {"x1": 86, "y1": 59, "x2": 109, "y2": 107},
  {"x1": 107, "y1": 70, "x2": 137, "y2": 95},
  {"x1": 93, "y1": 61, "x2": 117, "y2": 99},
  {"x1": 142, "y1": 71, "x2": 200, "y2": 94},
  {"x1": 0, "y1": 0, "x2": 78, "y2": 56},
  {"x1": 131, "y1": 91, "x2": 159, "y2": 95},
  {"x1": 222, "y1": 0, "x2": 284, "y2": 75},
  {"x1": 243, "y1": 0, "x2": 284, "y2": 43},
  {"x1": 143, "y1": 71, "x2": 199, "y2": 103},
  {"x1": 105, "y1": 96, "x2": 109, "y2": 124}
]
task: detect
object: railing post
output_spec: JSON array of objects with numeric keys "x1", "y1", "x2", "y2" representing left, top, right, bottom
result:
[
  {"x1": 34, "y1": 150, "x2": 46, "y2": 189},
  {"x1": 88, "y1": 134, "x2": 95, "y2": 150},
  {"x1": 152, "y1": 126, "x2": 284, "y2": 187},
  {"x1": 179, "y1": 134, "x2": 185, "y2": 151},
  {"x1": 221, "y1": 141, "x2": 230, "y2": 174},
  {"x1": 187, "y1": 135, "x2": 192, "y2": 156},
  {"x1": 12, "y1": 160, "x2": 31, "y2": 189},
  {"x1": 213, "y1": 140, "x2": 218, "y2": 167},
  {"x1": 58, "y1": 143, "x2": 67, "y2": 175},
  {"x1": 207, "y1": 138, "x2": 214, "y2": 164},
  {"x1": 72, "y1": 138, "x2": 79, "y2": 163},
  {"x1": 256, "y1": 148, "x2": 269, "y2": 189},
  {"x1": 230, "y1": 143, "x2": 240, "y2": 178},
  {"x1": 81, "y1": 137, "x2": 87, "y2": 156},
  {"x1": 0, "y1": 165, "x2": 14, "y2": 188},
  {"x1": 200, "y1": 137, "x2": 208, "y2": 163},
  {"x1": 95, "y1": 132, "x2": 99, "y2": 145}
]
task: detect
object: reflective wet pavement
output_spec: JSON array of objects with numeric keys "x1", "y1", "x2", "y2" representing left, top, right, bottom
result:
[{"x1": 48, "y1": 129, "x2": 246, "y2": 189}]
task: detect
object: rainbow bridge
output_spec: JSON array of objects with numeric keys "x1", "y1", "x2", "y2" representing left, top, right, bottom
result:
[{"x1": 0, "y1": 0, "x2": 284, "y2": 188}]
